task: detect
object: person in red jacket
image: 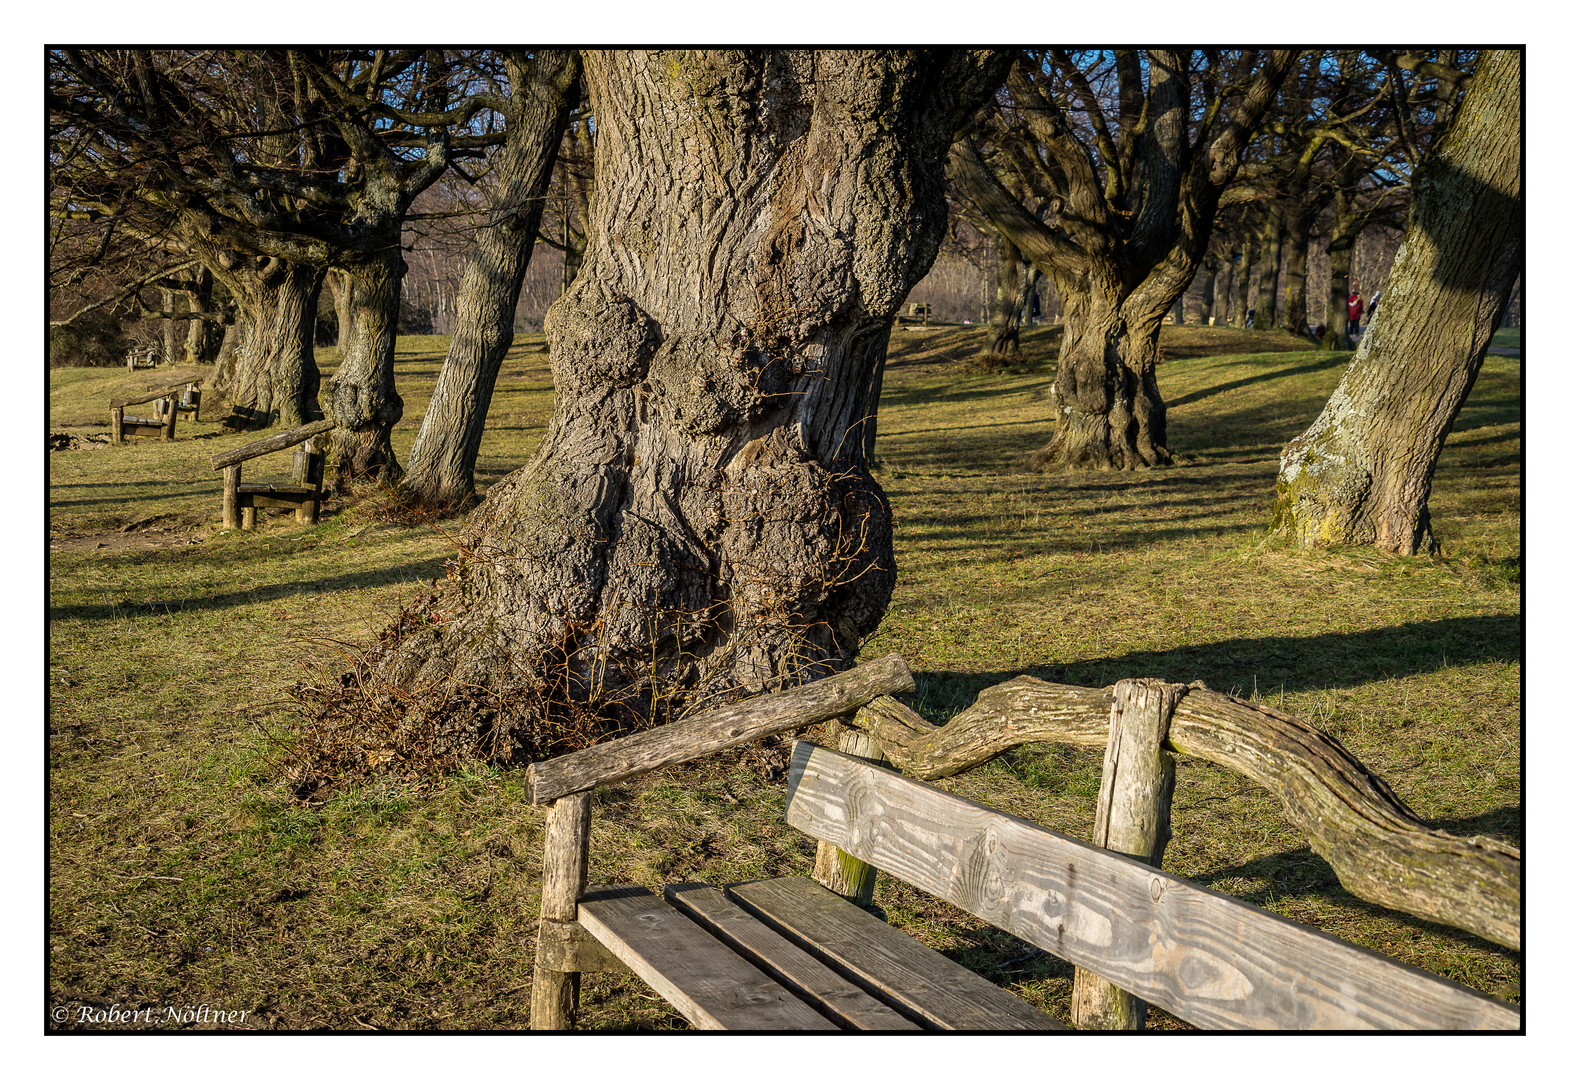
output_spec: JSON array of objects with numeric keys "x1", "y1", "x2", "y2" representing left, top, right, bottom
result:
[{"x1": 1347, "y1": 288, "x2": 1365, "y2": 336}]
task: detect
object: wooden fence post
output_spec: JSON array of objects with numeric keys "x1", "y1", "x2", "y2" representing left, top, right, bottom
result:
[
  {"x1": 110, "y1": 406, "x2": 124, "y2": 445},
  {"x1": 1071, "y1": 678, "x2": 1182, "y2": 1031},
  {"x1": 531, "y1": 790, "x2": 592, "y2": 1030},
  {"x1": 812, "y1": 715, "x2": 887, "y2": 907}
]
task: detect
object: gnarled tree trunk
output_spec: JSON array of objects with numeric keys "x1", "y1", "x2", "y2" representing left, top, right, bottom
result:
[
  {"x1": 982, "y1": 236, "x2": 1027, "y2": 359},
  {"x1": 212, "y1": 258, "x2": 325, "y2": 431},
  {"x1": 1273, "y1": 50, "x2": 1521, "y2": 555},
  {"x1": 1031, "y1": 278, "x2": 1171, "y2": 470},
  {"x1": 307, "y1": 49, "x2": 1009, "y2": 770},
  {"x1": 402, "y1": 50, "x2": 582, "y2": 512},
  {"x1": 328, "y1": 248, "x2": 406, "y2": 491},
  {"x1": 1254, "y1": 203, "x2": 1284, "y2": 329}
]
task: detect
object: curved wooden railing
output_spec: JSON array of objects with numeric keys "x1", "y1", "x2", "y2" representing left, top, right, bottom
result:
[{"x1": 846, "y1": 676, "x2": 1521, "y2": 951}]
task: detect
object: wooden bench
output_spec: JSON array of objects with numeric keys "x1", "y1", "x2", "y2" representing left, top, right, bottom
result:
[
  {"x1": 124, "y1": 344, "x2": 161, "y2": 370},
  {"x1": 898, "y1": 302, "x2": 931, "y2": 326},
  {"x1": 109, "y1": 377, "x2": 204, "y2": 444},
  {"x1": 210, "y1": 418, "x2": 333, "y2": 530},
  {"x1": 524, "y1": 656, "x2": 1520, "y2": 1031}
]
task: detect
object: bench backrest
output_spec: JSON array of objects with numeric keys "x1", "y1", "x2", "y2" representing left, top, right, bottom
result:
[{"x1": 785, "y1": 740, "x2": 1519, "y2": 1031}]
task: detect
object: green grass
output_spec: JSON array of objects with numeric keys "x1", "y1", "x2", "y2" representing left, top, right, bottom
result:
[{"x1": 48, "y1": 323, "x2": 1521, "y2": 1029}]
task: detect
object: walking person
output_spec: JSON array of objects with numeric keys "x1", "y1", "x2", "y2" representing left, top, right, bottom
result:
[{"x1": 1347, "y1": 288, "x2": 1365, "y2": 337}]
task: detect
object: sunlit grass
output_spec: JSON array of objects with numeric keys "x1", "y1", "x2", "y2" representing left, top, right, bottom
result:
[{"x1": 49, "y1": 324, "x2": 1520, "y2": 1029}]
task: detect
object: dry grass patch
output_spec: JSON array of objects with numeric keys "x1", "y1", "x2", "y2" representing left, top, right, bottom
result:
[{"x1": 50, "y1": 325, "x2": 1520, "y2": 1029}]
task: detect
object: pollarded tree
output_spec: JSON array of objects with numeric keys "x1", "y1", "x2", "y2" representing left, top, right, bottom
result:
[
  {"x1": 302, "y1": 49, "x2": 1011, "y2": 771},
  {"x1": 1272, "y1": 49, "x2": 1520, "y2": 555},
  {"x1": 401, "y1": 50, "x2": 582, "y2": 512},
  {"x1": 951, "y1": 50, "x2": 1297, "y2": 470}
]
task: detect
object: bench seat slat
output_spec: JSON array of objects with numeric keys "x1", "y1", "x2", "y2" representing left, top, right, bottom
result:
[
  {"x1": 575, "y1": 886, "x2": 836, "y2": 1030},
  {"x1": 726, "y1": 877, "x2": 1063, "y2": 1030},
  {"x1": 662, "y1": 882, "x2": 920, "y2": 1030},
  {"x1": 785, "y1": 741, "x2": 1521, "y2": 1031}
]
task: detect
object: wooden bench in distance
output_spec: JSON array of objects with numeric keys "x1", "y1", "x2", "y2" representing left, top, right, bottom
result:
[
  {"x1": 109, "y1": 376, "x2": 205, "y2": 444},
  {"x1": 210, "y1": 418, "x2": 333, "y2": 530}
]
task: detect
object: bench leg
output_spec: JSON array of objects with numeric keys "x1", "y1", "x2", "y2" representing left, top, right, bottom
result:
[
  {"x1": 812, "y1": 722, "x2": 886, "y2": 906},
  {"x1": 1071, "y1": 678, "x2": 1180, "y2": 1030},
  {"x1": 532, "y1": 791, "x2": 592, "y2": 1030},
  {"x1": 241, "y1": 505, "x2": 256, "y2": 530},
  {"x1": 111, "y1": 407, "x2": 124, "y2": 445},
  {"x1": 223, "y1": 466, "x2": 240, "y2": 529}
]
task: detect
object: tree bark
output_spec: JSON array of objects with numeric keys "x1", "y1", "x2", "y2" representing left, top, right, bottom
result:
[
  {"x1": 1280, "y1": 204, "x2": 1311, "y2": 335},
  {"x1": 1232, "y1": 241, "x2": 1253, "y2": 327},
  {"x1": 211, "y1": 258, "x2": 325, "y2": 431},
  {"x1": 327, "y1": 270, "x2": 355, "y2": 349},
  {"x1": 1197, "y1": 257, "x2": 1217, "y2": 324},
  {"x1": 1027, "y1": 278, "x2": 1172, "y2": 470},
  {"x1": 316, "y1": 49, "x2": 1010, "y2": 767},
  {"x1": 1254, "y1": 203, "x2": 1284, "y2": 329},
  {"x1": 327, "y1": 248, "x2": 407, "y2": 490},
  {"x1": 982, "y1": 235, "x2": 1027, "y2": 359},
  {"x1": 1212, "y1": 255, "x2": 1233, "y2": 327},
  {"x1": 402, "y1": 50, "x2": 582, "y2": 512},
  {"x1": 1273, "y1": 50, "x2": 1521, "y2": 555}
]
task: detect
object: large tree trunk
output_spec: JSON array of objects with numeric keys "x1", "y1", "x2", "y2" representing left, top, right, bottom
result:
[
  {"x1": 159, "y1": 288, "x2": 182, "y2": 366},
  {"x1": 1273, "y1": 50, "x2": 1521, "y2": 555},
  {"x1": 1232, "y1": 241, "x2": 1253, "y2": 327},
  {"x1": 327, "y1": 270, "x2": 355, "y2": 349},
  {"x1": 402, "y1": 50, "x2": 581, "y2": 512},
  {"x1": 328, "y1": 248, "x2": 406, "y2": 491},
  {"x1": 1212, "y1": 255, "x2": 1233, "y2": 326},
  {"x1": 1196, "y1": 257, "x2": 1217, "y2": 324},
  {"x1": 1254, "y1": 204, "x2": 1284, "y2": 329},
  {"x1": 1280, "y1": 205, "x2": 1311, "y2": 335},
  {"x1": 181, "y1": 267, "x2": 222, "y2": 365},
  {"x1": 213, "y1": 259, "x2": 325, "y2": 431},
  {"x1": 305, "y1": 49, "x2": 1009, "y2": 769},
  {"x1": 982, "y1": 236, "x2": 1026, "y2": 359},
  {"x1": 1030, "y1": 278, "x2": 1171, "y2": 471}
]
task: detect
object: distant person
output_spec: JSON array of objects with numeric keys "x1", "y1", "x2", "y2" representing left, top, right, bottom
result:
[
  {"x1": 1245, "y1": 307, "x2": 1255, "y2": 329},
  {"x1": 1367, "y1": 289, "x2": 1381, "y2": 324},
  {"x1": 1347, "y1": 289, "x2": 1365, "y2": 336}
]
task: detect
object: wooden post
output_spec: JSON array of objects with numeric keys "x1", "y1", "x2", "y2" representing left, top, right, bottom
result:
[
  {"x1": 241, "y1": 504, "x2": 256, "y2": 530},
  {"x1": 531, "y1": 790, "x2": 592, "y2": 1030},
  {"x1": 161, "y1": 396, "x2": 177, "y2": 441},
  {"x1": 812, "y1": 716, "x2": 887, "y2": 907},
  {"x1": 111, "y1": 406, "x2": 124, "y2": 445},
  {"x1": 222, "y1": 465, "x2": 240, "y2": 529},
  {"x1": 295, "y1": 438, "x2": 322, "y2": 525},
  {"x1": 1071, "y1": 678, "x2": 1181, "y2": 1031}
]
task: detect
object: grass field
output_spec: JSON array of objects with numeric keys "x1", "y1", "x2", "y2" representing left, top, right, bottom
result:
[{"x1": 47, "y1": 323, "x2": 1521, "y2": 1030}]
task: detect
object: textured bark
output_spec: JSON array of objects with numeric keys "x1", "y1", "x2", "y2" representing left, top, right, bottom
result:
[
  {"x1": 1197, "y1": 257, "x2": 1217, "y2": 323},
  {"x1": 1254, "y1": 203, "x2": 1284, "y2": 329},
  {"x1": 1212, "y1": 256, "x2": 1233, "y2": 326},
  {"x1": 340, "y1": 50, "x2": 1009, "y2": 765},
  {"x1": 1280, "y1": 203, "x2": 1311, "y2": 335},
  {"x1": 1274, "y1": 50, "x2": 1521, "y2": 555},
  {"x1": 1231, "y1": 242, "x2": 1253, "y2": 327},
  {"x1": 848, "y1": 678, "x2": 1521, "y2": 950},
  {"x1": 403, "y1": 50, "x2": 582, "y2": 511},
  {"x1": 327, "y1": 270, "x2": 355, "y2": 348},
  {"x1": 181, "y1": 267, "x2": 222, "y2": 365},
  {"x1": 211, "y1": 259, "x2": 325, "y2": 431},
  {"x1": 328, "y1": 249, "x2": 406, "y2": 490},
  {"x1": 982, "y1": 236, "x2": 1026, "y2": 358},
  {"x1": 1027, "y1": 282, "x2": 1170, "y2": 470}
]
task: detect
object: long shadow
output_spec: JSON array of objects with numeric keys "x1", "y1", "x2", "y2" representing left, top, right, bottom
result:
[
  {"x1": 902, "y1": 614, "x2": 1519, "y2": 702},
  {"x1": 48, "y1": 557, "x2": 449, "y2": 622},
  {"x1": 1165, "y1": 353, "x2": 1350, "y2": 409}
]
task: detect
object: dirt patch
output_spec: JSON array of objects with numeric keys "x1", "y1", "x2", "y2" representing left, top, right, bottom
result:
[
  {"x1": 50, "y1": 518, "x2": 208, "y2": 555},
  {"x1": 50, "y1": 432, "x2": 114, "y2": 451}
]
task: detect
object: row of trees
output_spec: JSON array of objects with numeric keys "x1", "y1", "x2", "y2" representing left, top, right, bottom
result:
[{"x1": 49, "y1": 49, "x2": 1521, "y2": 765}]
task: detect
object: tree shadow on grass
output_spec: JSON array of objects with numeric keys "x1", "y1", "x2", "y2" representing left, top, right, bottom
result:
[
  {"x1": 1181, "y1": 806, "x2": 1520, "y2": 960},
  {"x1": 901, "y1": 613, "x2": 1520, "y2": 714},
  {"x1": 48, "y1": 557, "x2": 450, "y2": 622}
]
